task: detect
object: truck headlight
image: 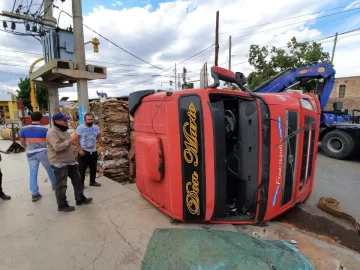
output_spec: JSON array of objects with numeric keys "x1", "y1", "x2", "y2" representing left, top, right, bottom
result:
[{"x1": 300, "y1": 98, "x2": 315, "y2": 112}]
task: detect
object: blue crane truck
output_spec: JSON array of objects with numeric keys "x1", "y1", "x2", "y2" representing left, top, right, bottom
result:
[{"x1": 246, "y1": 62, "x2": 360, "y2": 160}]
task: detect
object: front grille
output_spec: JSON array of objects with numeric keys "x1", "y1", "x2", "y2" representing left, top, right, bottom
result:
[
  {"x1": 281, "y1": 111, "x2": 298, "y2": 206},
  {"x1": 299, "y1": 115, "x2": 316, "y2": 189}
]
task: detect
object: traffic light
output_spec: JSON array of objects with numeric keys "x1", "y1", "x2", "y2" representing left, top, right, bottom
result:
[{"x1": 92, "y1": 38, "x2": 100, "y2": 53}]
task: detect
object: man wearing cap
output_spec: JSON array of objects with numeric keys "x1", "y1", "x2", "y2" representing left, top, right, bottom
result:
[{"x1": 46, "y1": 112, "x2": 93, "y2": 212}]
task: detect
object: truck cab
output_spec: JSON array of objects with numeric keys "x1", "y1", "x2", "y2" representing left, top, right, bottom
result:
[{"x1": 129, "y1": 66, "x2": 320, "y2": 224}]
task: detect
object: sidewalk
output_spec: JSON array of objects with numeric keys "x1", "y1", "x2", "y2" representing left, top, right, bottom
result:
[{"x1": 0, "y1": 145, "x2": 359, "y2": 270}]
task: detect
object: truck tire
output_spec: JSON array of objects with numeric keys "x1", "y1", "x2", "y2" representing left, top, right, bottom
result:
[{"x1": 321, "y1": 129, "x2": 355, "y2": 159}]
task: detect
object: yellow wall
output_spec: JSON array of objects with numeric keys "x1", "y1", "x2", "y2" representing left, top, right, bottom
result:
[{"x1": 0, "y1": 101, "x2": 19, "y2": 121}]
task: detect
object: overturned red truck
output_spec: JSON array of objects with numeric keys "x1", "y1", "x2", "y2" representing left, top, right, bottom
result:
[{"x1": 129, "y1": 66, "x2": 320, "y2": 224}]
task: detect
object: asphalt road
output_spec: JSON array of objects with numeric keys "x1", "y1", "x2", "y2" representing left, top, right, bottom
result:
[{"x1": 301, "y1": 149, "x2": 360, "y2": 221}]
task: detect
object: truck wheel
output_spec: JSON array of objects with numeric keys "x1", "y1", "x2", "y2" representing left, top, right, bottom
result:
[{"x1": 321, "y1": 130, "x2": 355, "y2": 159}]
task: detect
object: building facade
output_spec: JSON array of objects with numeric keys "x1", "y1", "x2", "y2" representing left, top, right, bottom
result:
[
  {"x1": 325, "y1": 76, "x2": 360, "y2": 111},
  {"x1": 330, "y1": 76, "x2": 360, "y2": 98},
  {"x1": 0, "y1": 94, "x2": 19, "y2": 121}
]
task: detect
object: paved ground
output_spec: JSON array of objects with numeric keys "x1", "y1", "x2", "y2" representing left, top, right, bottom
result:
[
  {"x1": 0, "y1": 142, "x2": 236, "y2": 270},
  {"x1": 301, "y1": 150, "x2": 360, "y2": 222},
  {"x1": 0, "y1": 139, "x2": 359, "y2": 270}
]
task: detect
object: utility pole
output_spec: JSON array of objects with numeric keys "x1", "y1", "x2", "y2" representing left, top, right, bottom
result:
[
  {"x1": 72, "y1": 0, "x2": 90, "y2": 113},
  {"x1": 228, "y1": 35, "x2": 232, "y2": 71},
  {"x1": 44, "y1": 0, "x2": 60, "y2": 116},
  {"x1": 178, "y1": 73, "x2": 181, "y2": 89},
  {"x1": 331, "y1": 32, "x2": 338, "y2": 65},
  {"x1": 215, "y1": 11, "x2": 219, "y2": 66},
  {"x1": 2, "y1": 0, "x2": 58, "y2": 115},
  {"x1": 174, "y1": 63, "x2": 177, "y2": 91},
  {"x1": 227, "y1": 35, "x2": 232, "y2": 89},
  {"x1": 182, "y1": 67, "x2": 187, "y2": 89},
  {"x1": 43, "y1": 0, "x2": 57, "y2": 27}
]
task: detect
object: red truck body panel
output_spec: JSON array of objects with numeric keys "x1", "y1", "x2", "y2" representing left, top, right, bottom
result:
[{"x1": 131, "y1": 88, "x2": 320, "y2": 224}]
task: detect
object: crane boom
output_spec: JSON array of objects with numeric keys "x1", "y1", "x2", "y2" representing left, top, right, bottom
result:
[{"x1": 253, "y1": 62, "x2": 335, "y2": 109}]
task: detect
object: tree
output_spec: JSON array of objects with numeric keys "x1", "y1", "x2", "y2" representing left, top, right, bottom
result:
[
  {"x1": 246, "y1": 37, "x2": 330, "y2": 89},
  {"x1": 16, "y1": 77, "x2": 49, "y2": 111}
]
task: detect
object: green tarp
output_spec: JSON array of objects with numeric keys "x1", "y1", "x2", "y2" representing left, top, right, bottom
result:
[{"x1": 142, "y1": 228, "x2": 314, "y2": 270}]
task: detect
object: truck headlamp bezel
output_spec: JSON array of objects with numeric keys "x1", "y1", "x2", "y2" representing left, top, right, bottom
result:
[{"x1": 300, "y1": 98, "x2": 315, "y2": 112}]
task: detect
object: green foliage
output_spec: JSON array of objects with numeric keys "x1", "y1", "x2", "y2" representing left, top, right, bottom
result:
[
  {"x1": 16, "y1": 77, "x2": 49, "y2": 111},
  {"x1": 247, "y1": 37, "x2": 330, "y2": 89}
]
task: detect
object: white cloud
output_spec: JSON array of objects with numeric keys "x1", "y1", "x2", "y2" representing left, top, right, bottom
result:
[
  {"x1": 113, "y1": 1, "x2": 123, "y2": 7},
  {"x1": 0, "y1": 0, "x2": 359, "y2": 100},
  {"x1": 344, "y1": 0, "x2": 360, "y2": 10}
]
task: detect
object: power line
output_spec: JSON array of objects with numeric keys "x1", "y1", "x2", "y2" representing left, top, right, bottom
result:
[
  {"x1": 178, "y1": 44, "x2": 215, "y2": 65},
  {"x1": 0, "y1": 48, "x2": 42, "y2": 55},
  {"x1": 219, "y1": 4, "x2": 360, "y2": 35},
  {"x1": 219, "y1": 30, "x2": 360, "y2": 68},
  {"x1": 226, "y1": 7, "x2": 360, "y2": 43},
  {"x1": 227, "y1": 27, "x2": 360, "y2": 58},
  {"x1": 0, "y1": 71, "x2": 27, "y2": 77},
  {"x1": 106, "y1": 44, "x2": 215, "y2": 93},
  {"x1": 54, "y1": 8, "x2": 171, "y2": 73}
]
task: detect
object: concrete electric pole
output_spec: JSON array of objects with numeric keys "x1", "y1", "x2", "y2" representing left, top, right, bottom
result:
[
  {"x1": 43, "y1": 0, "x2": 57, "y2": 27},
  {"x1": 174, "y1": 63, "x2": 177, "y2": 91},
  {"x1": 72, "y1": 0, "x2": 90, "y2": 113},
  {"x1": 215, "y1": 11, "x2": 219, "y2": 66},
  {"x1": 182, "y1": 67, "x2": 187, "y2": 89},
  {"x1": 330, "y1": 32, "x2": 338, "y2": 65},
  {"x1": 44, "y1": 0, "x2": 60, "y2": 117},
  {"x1": 228, "y1": 35, "x2": 232, "y2": 71}
]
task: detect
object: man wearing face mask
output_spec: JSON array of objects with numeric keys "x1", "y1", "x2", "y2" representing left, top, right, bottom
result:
[
  {"x1": 46, "y1": 112, "x2": 93, "y2": 212},
  {"x1": 74, "y1": 113, "x2": 104, "y2": 187}
]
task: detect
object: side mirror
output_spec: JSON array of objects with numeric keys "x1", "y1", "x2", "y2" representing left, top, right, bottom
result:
[
  {"x1": 208, "y1": 66, "x2": 251, "y2": 93},
  {"x1": 235, "y1": 72, "x2": 247, "y2": 85}
]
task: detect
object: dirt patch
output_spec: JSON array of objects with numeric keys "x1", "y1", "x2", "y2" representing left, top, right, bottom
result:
[
  {"x1": 236, "y1": 224, "x2": 357, "y2": 270},
  {"x1": 275, "y1": 206, "x2": 360, "y2": 253}
]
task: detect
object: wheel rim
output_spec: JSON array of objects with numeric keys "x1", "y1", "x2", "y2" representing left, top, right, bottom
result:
[{"x1": 327, "y1": 137, "x2": 344, "y2": 153}]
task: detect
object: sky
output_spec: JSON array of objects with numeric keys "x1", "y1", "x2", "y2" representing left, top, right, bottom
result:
[{"x1": 0, "y1": 0, "x2": 359, "y2": 100}]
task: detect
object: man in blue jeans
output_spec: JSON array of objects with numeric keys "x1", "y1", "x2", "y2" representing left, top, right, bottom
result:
[{"x1": 19, "y1": 112, "x2": 56, "y2": 202}]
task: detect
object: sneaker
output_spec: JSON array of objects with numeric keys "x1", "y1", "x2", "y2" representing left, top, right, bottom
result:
[
  {"x1": 0, "y1": 192, "x2": 11, "y2": 200},
  {"x1": 76, "y1": 196, "x2": 93, "y2": 205},
  {"x1": 58, "y1": 203, "x2": 75, "y2": 212},
  {"x1": 32, "y1": 193, "x2": 42, "y2": 202},
  {"x1": 89, "y1": 182, "x2": 101, "y2": 187}
]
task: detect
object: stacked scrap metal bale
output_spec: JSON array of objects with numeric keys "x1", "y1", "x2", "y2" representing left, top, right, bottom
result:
[{"x1": 90, "y1": 98, "x2": 131, "y2": 182}]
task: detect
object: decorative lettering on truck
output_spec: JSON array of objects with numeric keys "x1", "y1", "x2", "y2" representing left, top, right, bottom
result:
[
  {"x1": 272, "y1": 116, "x2": 284, "y2": 207},
  {"x1": 179, "y1": 95, "x2": 206, "y2": 221},
  {"x1": 183, "y1": 102, "x2": 200, "y2": 215}
]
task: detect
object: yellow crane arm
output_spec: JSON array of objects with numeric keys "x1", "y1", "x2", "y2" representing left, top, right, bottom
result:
[{"x1": 29, "y1": 57, "x2": 44, "y2": 112}]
